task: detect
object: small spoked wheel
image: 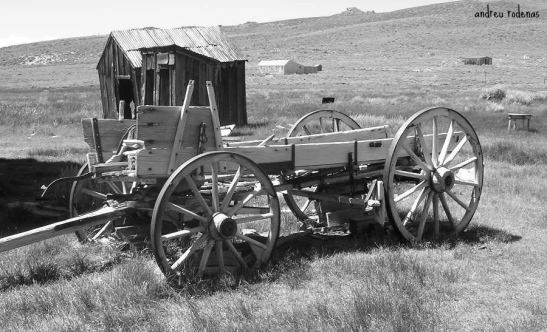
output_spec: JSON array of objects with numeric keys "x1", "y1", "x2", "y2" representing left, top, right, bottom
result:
[
  {"x1": 283, "y1": 110, "x2": 361, "y2": 221},
  {"x1": 70, "y1": 164, "x2": 130, "y2": 242},
  {"x1": 286, "y1": 109, "x2": 361, "y2": 137},
  {"x1": 151, "y1": 151, "x2": 280, "y2": 282},
  {"x1": 384, "y1": 107, "x2": 483, "y2": 242}
]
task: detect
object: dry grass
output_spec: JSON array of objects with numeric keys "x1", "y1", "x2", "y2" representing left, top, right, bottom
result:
[{"x1": 2, "y1": 87, "x2": 547, "y2": 330}]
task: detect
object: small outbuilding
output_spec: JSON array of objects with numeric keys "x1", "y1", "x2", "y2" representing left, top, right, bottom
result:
[
  {"x1": 461, "y1": 56, "x2": 492, "y2": 65},
  {"x1": 258, "y1": 60, "x2": 303, "y2": 74},
  {"x1": 97, "y1": 26, "x2": 248, "y2": 125},
  {"x1": 257, "y1": 60, "x2": 321, "y2": 75}
]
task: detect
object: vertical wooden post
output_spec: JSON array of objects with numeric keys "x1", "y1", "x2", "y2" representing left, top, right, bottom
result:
[{"x1": 118, "y1": 100, "x2": 125, "y2": 121}]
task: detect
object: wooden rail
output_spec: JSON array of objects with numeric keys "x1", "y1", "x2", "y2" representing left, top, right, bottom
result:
[{"x1": 0, "y1": 205, "x2": 132, "y2": 253}]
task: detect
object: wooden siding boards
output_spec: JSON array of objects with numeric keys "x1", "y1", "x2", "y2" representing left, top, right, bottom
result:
[{"x1": 97, "y1": 27, "x2": 247, "y2": 125}]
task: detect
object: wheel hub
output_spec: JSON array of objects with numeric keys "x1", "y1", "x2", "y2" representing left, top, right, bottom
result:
[
  {"x1": 209, "y1": 213, "x2": 238, "y2": 240},
  {"x1": 430, "y1": 167, "x2": 455, "y2": 193}
]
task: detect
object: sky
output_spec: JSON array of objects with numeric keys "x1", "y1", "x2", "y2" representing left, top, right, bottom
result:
[{"x1": 0, "y1": 0, "x2": 456, "y2": 48}]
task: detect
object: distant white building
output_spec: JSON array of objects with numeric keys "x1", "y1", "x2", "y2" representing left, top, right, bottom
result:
[{"x1": 258, "y1": 60, "x2": 303, "y2": 74}]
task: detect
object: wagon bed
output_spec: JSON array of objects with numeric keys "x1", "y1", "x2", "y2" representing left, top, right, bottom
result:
[{"x1": 0, "y1": 81, "x2": 483, "y2": 283}]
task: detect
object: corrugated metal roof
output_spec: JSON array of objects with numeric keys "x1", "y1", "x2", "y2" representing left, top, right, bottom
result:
[{"x1": 110, "y1": 26, "x2": 246, "y2": 68}]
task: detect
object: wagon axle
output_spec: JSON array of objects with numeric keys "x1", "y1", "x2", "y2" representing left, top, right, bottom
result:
[
  {"x1": 210, "y1": 213, "x2": 238, "y2": 240},
  {"x1": 430, "y1": 167, "x2": 455, "y2": 193}
]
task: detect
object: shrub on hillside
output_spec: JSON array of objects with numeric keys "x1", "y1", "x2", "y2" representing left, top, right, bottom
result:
[
  {"x1": 505, "y1": 90, "x2": 533, "y2": 105},
  {"x1": 480, "y1": 85, "x2": 506, "y2": 101},
  {"x1": 532, "y1": 91, "x2": 547, "y2": 101}
]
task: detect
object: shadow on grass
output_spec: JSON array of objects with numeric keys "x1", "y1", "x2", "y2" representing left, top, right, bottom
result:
[
  {"x1": 456, "y1": 225, "x2": 522, "y2": 245},
  {"x1": 0, "y1": 157, "x2": 81, "y2": 236}
]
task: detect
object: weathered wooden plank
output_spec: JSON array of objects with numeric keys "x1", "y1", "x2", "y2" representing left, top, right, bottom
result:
[
  {"x1": 0, "y1": 206, "x2": 131, "y2": 253},
  {"x1": 135, "y1": 145, "x2": 293, "y2": 177},
  {"x1": 134, "y1": 132, "x2": 464, "y2": 177},
  {"x1": 226, "y1": 125, "x2": 389, "y2": 147},
  {"x1": 206, "y1": 81, "x2": 224, "y2": 151},
  {"x1": 168, "y1": 82, "x2": 195, "y2": 174},
  {"x1": 82, "y1": 118, "x2": 136, "y2": 160},
  {"x1": 136, "y1": 106, "x2": 217, "y2": 150},
  {"x1": 294, "y1": 132, "x2": 465, "y2": 169}
]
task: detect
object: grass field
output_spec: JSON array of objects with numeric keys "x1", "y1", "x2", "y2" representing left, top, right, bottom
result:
[{"x1": 1, "y1": 0, "x2": 547, "y2": 330}]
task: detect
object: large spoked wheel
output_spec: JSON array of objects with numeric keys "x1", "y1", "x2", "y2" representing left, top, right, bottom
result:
[
  {"x1": 283, "y1": 110, "x2": 361, "y2": 221},
  {"x1": 70, "y1": 164, "x2": 128, "y2": 242},
  {"x1": 384, "y1": 107, "x2": 483, "y2": 242},
  {"x1": 151, "y1": 151, "x2": 280, "y2": 282}
]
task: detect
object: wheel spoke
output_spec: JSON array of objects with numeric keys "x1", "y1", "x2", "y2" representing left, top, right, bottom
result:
[
  {"x1": 184, "y1": 176, "x2": 214, "y2": 217},
  {"x1": 442, "y1": 136, "x2": 468, "y2": 167},
  {"x1": 445, "y1": 189, "x2": 470, "y2": 211},
  {"x1": 198, "y1": 239, "x2": 215, "y2": 277},
  {"x1": 235, "y1": 233, "x2": 268, "y2": 250},
  {"x1": 231, "y1": 206, "x2": 271, "y2": 214},
  {"x1": 394, "y1": 169, "x2": 428, "y2": 180},
  {"x1": 416, "y1": 192, "x2": 433, "y2": 241},
  {"x1": 394, "y1": 180, "x2": 427, "y2": 203},
  {"x1": 433, "y1": 193, "x2": 439, "y2": 237},
  {"x1": 227, "y1": 188, "x2": 267, "y2": 215},
  {"x1": 216, "y1": 240, "x2": 226, "y2": 275},
  {"x1": 432, "y1": 117, "x2": 439, "y2": 167},
  {"x1": 167, "y1": 202, "x2": 208, "y2": 223},
  {"x1": 439, "y1": 193, "x2": 455, "y2": 227},
  {"x1": 402, "y1": 143, "x2": 430, "y2": 172},
  {"x1": 438, "y1": 120, "x2": 454, "y2": 164},
  {"x1": 402, "y1": 187, "x2": 430, "y2": 226},
  {"x1": 415, "y1": 124, "x2": 433, "y2": 167},
  {"x1": 234, "y1": 212, "x2": 274, "y2": 224},
  {"x1": 300, "y1": 199, "x2": 312, "y2": 213},
  {"x1": 80, "y1": 188, "x2": 107, "y2": 200},
  {"x1": 161, "y1": 226, "x2": 206, "y2": 241},
  {"x1": 454, "y1": 179, "x2": 479, "y2": 187},
  {"x1": 91, "y1": 220, "x2": 113, "y2": 240},
  {"x1": 211, "y1": 162, "x2": 220, "y2": 213},
  {"x1": 319, "y1": 117, "x2": 324, "y2": 133},
  {"x1": 449, "y1": 157, "x2": 477, "y2": 172},
  {"x1": 333, "y1": 118, "x2": 340, "y2": 132},
  {"x1": 171, "y1": 234, "x2": 207, "y2": 270},
  {"x1": 302, "y1": 125, "x2": 312, "y2": 136},
  {"x1": 104, "y1": 181, "x2": 122, "y2": 194},
  {"x1": 225, "y1": 240, "x2": 250, "y2": 273},
  {"x1": 220, "y1": 166, "x2": 242, "y2": 212}
]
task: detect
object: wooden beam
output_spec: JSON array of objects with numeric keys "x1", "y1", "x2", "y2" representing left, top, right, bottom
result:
[
  {"x1": 206, "y1": 81, "x2": 224, "y2": 151},
  {"x1": 225, "y1": 125, "x2": 389, "y2": 147},
  {"x1": 167, "y1": 81, "x2": 195, "y2": 174},
  {"x1": 0, "y1": 206, "x2": 132, "y2": 253}
]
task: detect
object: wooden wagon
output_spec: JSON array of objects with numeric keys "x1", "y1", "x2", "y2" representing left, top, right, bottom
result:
[{"x1": 0, "y1": 81, "x2": 483, "y2": 282}]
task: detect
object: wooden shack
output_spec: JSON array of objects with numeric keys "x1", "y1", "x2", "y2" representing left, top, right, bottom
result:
[
  {"x1": 96, "y1": 27, "x2": 247, "y2": 125},
  {"x1": 462, "y1": 56, "x2": 492, "y2": 65}
]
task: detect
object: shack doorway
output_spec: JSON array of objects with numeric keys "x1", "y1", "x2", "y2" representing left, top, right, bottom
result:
[{"x1": 118, "y1": 79, "x2": 135, "y2": 119}]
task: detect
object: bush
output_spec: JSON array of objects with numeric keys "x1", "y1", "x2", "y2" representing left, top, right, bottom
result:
[
  {"x1": 505, "y1": 90, "x2": 533, "y2": 105},
  {"x1": 480, "y1": 85, "x2": 506, "y2": 101},
  {"x1": 532, "y1": 91, "x2": 547, "y2": 101}
]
